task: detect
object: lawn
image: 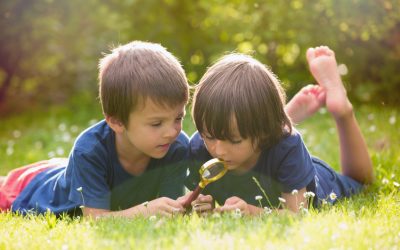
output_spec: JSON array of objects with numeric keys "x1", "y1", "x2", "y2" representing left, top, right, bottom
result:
[{"x1": 1, "y1": 95, "x2": 399, "y2": 249}]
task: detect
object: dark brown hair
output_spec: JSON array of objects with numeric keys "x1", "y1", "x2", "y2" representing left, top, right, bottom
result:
[
  {"x1": 192, "y1": 54, "x2": 292, "y2": 149},
  {"x1": 99, "y1": 41, "x2": 189, "y2": 126}
]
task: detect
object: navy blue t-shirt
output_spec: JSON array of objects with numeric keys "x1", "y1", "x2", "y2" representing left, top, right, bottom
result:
[
  {"x1": 12, "y1": 120, "x2": 189, "y2": 215},
  {"x1": 185, "y1": 131, "x2": 362, "y2": 208}
]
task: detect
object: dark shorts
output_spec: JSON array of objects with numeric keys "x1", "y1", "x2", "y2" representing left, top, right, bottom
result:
[{"x1": 312, "y1": 157, "x2": 363, "y2": 205}]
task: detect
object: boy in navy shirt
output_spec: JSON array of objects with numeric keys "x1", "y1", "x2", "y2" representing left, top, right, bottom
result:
[
  {"x1": 185, "y1": 46, "x2": 373, "y2": 214},
  {"x1": 0, "y1": 41, "x2": 190, "y2": 218}
]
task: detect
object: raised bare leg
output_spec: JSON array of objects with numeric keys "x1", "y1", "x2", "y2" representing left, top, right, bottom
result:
[
  {"x1": 285, "y1": 84, "x2": 326, "y2": 124},
  {"x1": 306, "y1": 46, "x2": 373, "y2": 184}
]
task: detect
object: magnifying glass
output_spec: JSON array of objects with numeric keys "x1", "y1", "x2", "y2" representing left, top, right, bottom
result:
[{"x1": 183, "y1": 158, "x2": 227, "y2": 209}]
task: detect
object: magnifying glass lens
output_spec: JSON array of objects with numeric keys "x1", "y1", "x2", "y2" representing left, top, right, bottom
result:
[{"x1": 203, "y1": 162, "x2": 225, "y2": 180}]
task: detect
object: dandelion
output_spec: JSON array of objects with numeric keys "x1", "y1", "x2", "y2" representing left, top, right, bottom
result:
[
  {"x1": 12, "y1": 130, "x2": 21, "y2": 138},
  {"x1": 278, "y1": 197, "x2": 286, "y2": 203},
  {"x1": 255, "y1": 195, "x2": 263, "y2": 208},
  {"x1": 300, "y1": 207, "x2": 309, "y2": 215},
  {"x1": 6, "y1": 147, "x2": 13, "y2": 156},
  {"x1": 58, "y1": 123, "x2": 67, "y2": 131},
  {"x1": 367, "y1": 113, "x2": 374, "y2": 120},
  {"x1": 369, "y1": 125, "x2": 376, "y2": 132},
  {"x1": 303, "y1": 191, "x2": 315, "y2": 199},
  {"x1": 338, "y1": 64, "x2": 348, "y2": 75},
  {"x1": 291, "y1": 189, "x2": 298, "y2": 195},
  {"x1": 233, "y1": 208, "x2": 242, "y2": 218},
  {"x1": 264, "y1": 207, "x2": 272, "y2": 215},
  {"x1": 394, "y1": 182, "x2": 400, "y2": 188},
  {"x1": 389, "y1": 116, "x2": 396, "y2": 125},
  {"x1": 76, "y1": 187, "x2": 85, "y2": 208},
  {"x1": 142, "y1": 201, "x2": 149, "y2": 208},
  {"x1": 252, "y1": 177, "x2": 273, "y2": 208},
  {"x1": 56, "y1": 147, "x2": 65, "y2": 156},
  {"x1": 329, "y1": 192, "x2": 337, "y2": 201}
]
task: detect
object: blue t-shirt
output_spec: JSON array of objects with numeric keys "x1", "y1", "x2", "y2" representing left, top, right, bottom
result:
[
  {"x1": 185, "y1": 131, "x2": 362, "y2": 208},
  {"x1": 12, "y1": 120, "x2": 189, "y2": 215}
]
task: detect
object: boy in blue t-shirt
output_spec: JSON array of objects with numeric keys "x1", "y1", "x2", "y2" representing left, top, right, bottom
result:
[
  {"x1": 0, "y1": 41, "x2": 190, "y2": 218},
  {"x1": 185, "y1": 46, "x2": 373, "y2": 214}
]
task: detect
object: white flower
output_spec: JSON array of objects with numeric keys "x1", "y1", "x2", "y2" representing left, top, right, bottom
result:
[
  {"x1": 389, "y1": 116, "x2": 396, "y2": 125},
  {"x1": 264, "y1": 207, "x2": 272, "y2": 214},
  {"x1": 233, "y1": 208, "x2": 242, "y2": 218},
  {"x1": 329, "y1": 192, "x2": 337, "y2": 201},
  {"x1": 394, "y1": 182, "x2": 400, "y2": 187},
  {"x1": 303, "y1": 191, "x2": 315, "y2": 199},
  {"x1": 255, "y1": 195, "x2": 263, "y2": 201},
  {"x1": 142, "y1": 201, "x2": 149, "y2": 207},
  {"x1": 291, "y1": 189, "x2": 298, "y2": 195},
  {"x1": 382, "y1": 178, "x2": 389, "y2": 184},
  {"x1": 149, "y1": 215, "x2": 157, "y2": 221},
  {"x1": 76, "y1": 187, "x2": 83, "y2": 192},
  {"x1": 278, "y1": 197, "x2": 286, "y2": 203}
]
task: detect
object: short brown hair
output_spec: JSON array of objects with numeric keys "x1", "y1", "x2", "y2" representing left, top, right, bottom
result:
[
  {"x1": 192, "y1": 54, "x2": 292, "y2": 149},
  {"x1": 99, "y1": 41, "x2": 189, "y2": 126}
]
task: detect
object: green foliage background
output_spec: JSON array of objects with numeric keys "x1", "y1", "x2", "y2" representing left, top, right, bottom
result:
[{"x1": 1, "y1": 0, "x2": 400, "y2": 113}]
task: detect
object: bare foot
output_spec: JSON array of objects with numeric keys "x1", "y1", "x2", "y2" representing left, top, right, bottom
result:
[
  {"x1": 285, "y1": 84, "x2": 326, "y2": 124},
  {"x1": 306, "y1": 46, "x2": 353, "y2": 118}
]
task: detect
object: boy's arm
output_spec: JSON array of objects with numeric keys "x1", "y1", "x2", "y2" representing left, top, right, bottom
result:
[{"x1": 82, "y1": 196, "x2": 185, "y2": 218}]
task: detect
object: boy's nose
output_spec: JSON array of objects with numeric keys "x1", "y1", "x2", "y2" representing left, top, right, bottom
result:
[
  {"x1": 214, "y1": 140, "x2": 227, "y2": 158},
  {"x1": 164, "y1": 124, "x2": 181, "y2": 139}
]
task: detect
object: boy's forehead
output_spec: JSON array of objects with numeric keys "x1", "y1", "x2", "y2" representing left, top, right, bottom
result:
[
  {"x1": 132, "y1": 98, "x2": 185, "y2": 116},
  {"x1": 203, "y1": 115, "x2": 241, "y2": 136}
]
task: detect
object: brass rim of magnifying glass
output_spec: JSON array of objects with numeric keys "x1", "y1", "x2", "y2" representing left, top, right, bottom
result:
[{"x1": 198, "y1": 158, "x2": 227, "y2": 188}]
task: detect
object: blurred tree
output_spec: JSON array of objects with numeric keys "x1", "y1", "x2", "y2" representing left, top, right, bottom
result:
[{"x1": 0, "y1": 0, "x2": 399, "y2": 114}]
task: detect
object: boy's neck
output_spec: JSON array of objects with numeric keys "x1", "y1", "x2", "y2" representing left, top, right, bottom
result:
[{"x1": 115, "y1": 133, "x2": 151, "y2": 176}]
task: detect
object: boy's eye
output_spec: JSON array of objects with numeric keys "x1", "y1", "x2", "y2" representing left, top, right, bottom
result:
[
  {"x1": 230, "y1": 139, "x2": 242, "y2": 144},
  {"x1": 151, "y1": 122, "x2": 162, "y2": 127},
  {"x1": 175, "y1": 116, "x2": 184, "y2": 122}
]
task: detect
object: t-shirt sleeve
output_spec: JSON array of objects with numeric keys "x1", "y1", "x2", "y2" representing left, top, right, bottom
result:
[
  {"x1": 158, "y1": 133, "x2": 189, "y2": 199},
  {"x1": 274, "y1": 133, "x2": 316, "y2": 193},
  {"x1": 67, "y1": 148, "x2": 111, "y2": 210}
]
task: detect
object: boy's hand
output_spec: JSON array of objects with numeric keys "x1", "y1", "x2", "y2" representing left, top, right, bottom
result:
[
  {"x1": 177, "y1": 192, "x2": 214, "y2": 214},
  {"x1": 142, "y1": 197, "x2": 185, "y2": 217},
  {"x1": 214, "y1": 196, "x2": 261, "y2": 216},
  {"x1": 191, "y1": 194, "x2": 214, "y2": 214}
]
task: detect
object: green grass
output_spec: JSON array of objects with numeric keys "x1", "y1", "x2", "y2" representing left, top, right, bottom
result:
[{"x1": 1, "y1": 96, "x2": 399, "y2": 249}]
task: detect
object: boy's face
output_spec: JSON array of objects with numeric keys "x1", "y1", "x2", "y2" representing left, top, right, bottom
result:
[
  {"x1": 201, "y1": 118, "x2": 261, "y2": 172},
  {"x1": 120, "y1": 99, "x2": 186, "y2": 159}
]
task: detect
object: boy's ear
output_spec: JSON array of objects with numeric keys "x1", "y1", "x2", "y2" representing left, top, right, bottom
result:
[{"x1": 105, "y1": 116, "x2": 125, "y2": 134}]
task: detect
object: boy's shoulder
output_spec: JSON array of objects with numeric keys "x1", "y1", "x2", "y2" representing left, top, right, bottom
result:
[
  {"x1": 73, "y1": 120, "x2": 113, "y2": 152},
  {"x1": 266, "y1": 128, "x2": 304, "y2": 154},
  {"x1": 174, "y1": 130, "x2": 190, "y2": 147}
]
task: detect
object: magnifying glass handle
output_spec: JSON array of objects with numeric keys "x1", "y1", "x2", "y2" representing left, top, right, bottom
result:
[{"x1": 182, "y1": 185, "x2": 203, "y2": 209}]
